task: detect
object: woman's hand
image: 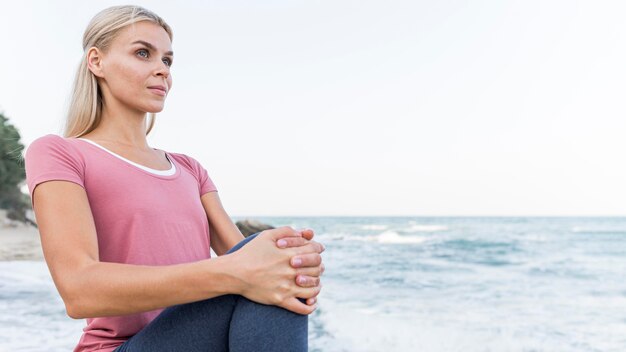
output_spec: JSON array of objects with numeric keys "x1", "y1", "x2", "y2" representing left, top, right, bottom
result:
[
  {"x1": 226, "y1": 226, "x2": 323, "y2": 315},
  {"x1": 276, "y1": 228, "x2": 325, "y2": 306}
]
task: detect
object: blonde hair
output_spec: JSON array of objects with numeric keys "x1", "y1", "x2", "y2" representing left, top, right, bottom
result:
[{"x1": 63, "y1": 5, "x2": 173, "y2": 138}]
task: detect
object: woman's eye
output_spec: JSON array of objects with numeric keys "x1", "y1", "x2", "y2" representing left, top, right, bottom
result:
[
  {"x1": 137, "y1": 49, "x2": 149, "y2": 58},
  {"x1": 162, "y1": 58, "x2": 172, "y2": 67}
]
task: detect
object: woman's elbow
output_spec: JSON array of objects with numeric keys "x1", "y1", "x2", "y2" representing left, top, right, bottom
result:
[
  {"x1": 65, "y1": 302, "x2": 83, "y2": 319},
  {"x1": 62, "y1": 285, "x2": 89, "y2": 319},
  {"x1": 57, "y1": 267, "x2": 94, "y2": 319}
]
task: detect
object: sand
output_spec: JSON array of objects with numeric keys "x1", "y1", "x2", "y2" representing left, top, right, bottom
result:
[{"x1": 0, "y1": 224, "x2": 44, "y2": 261}]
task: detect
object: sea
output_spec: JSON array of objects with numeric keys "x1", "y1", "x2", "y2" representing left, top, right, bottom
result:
[{"x1": 1, "y1": 217, "x2": 625, "y2": 351}]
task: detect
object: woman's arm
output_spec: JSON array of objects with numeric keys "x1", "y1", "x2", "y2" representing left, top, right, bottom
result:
[
  {"x1": 32, "y1": 180, "x2": 319, "y2": 318},
  {"x1": 201, "y1": 191, "x2": 324, "y2": 256},
  {"x1": 200, "y1": 191, "x2": 246, "y2": 256},
  {"x1": 201, "y1": 191, "x2": 326, "y2": 295}
]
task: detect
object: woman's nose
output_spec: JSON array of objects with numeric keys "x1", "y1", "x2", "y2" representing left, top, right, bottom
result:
[{"x1": 155, "y1": 62, "x2": 170, "y2": 78}]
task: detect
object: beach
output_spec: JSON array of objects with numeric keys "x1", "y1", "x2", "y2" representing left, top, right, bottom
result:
[{"x1": 0, "y1": 223, "x2": 44, "y2": 261}]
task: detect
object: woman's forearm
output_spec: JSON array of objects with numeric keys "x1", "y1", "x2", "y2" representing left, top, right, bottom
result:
[
  {"x1": 65, "y1": 255, "x2": 243, "y2": 319},
  {"x1": 209, "y1": 220, "x2": 245, "y2": 256}
]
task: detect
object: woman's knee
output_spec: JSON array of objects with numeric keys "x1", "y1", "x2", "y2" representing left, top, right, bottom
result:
[{"x1": 225, "y1": 232, "x2": 261, "y2": 254}]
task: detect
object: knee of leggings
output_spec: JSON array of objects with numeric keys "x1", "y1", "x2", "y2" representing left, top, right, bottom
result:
[{"x1": 226, "y1": 232, "x2": 261, "y2": 254}]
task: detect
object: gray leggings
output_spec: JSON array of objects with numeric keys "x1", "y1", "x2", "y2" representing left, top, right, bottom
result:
[{"x1": 113, "y1": 232, "x2": 308, "y2": 351}]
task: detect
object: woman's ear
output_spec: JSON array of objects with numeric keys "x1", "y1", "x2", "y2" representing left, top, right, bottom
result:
[{"x1": 86, "y1": 47, "x2": 105, "y2": 78}]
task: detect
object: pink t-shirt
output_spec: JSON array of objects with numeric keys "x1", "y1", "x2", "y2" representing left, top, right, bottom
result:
[{"x1": 24, "y1": 134, "x2": 218, "y2": 352}]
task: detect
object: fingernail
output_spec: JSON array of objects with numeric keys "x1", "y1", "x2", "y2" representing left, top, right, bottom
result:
[
  {"x1": 277, "y1": 239, "x2": 287, "y2": 248},
  {"x1": 293, "y1": 258, "x2": 302, "y2": 267},
  {"x1": 298, "y1": 276, "x2": 306, "y2": 284}
]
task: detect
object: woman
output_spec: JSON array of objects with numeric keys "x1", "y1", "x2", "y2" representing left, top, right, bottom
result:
[{"x1": 24, "y1": 5, "x2": 325, "y2": 352}]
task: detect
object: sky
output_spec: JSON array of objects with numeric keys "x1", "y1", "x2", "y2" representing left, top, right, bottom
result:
[{"x1": 1, "y1": 0, "x2": 626, "y2": 216}]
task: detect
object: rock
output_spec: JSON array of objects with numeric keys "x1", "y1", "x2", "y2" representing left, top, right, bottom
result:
[
  {"x1": 0, "y1": 209, "x2": 18, "y2": 228},
  {"x1": 0, "y1": 209, "x2": 35, "y2": 228},
  {"x1": 235, "y1": 219, "x2": 275, "y2": 237}
]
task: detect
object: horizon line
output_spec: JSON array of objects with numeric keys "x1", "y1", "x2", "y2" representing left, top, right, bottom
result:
[{"x1": 230, "y1": 214, "x2": 626, "y2": 218}]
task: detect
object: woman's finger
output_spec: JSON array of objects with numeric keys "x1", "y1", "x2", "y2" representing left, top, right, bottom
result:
[
  {"x1": 306, "y1": 297, "x2": 317, "y2": 305},
  {"x1": 313, "y1": 240, "x2": 326, "y2": 253},
  {"x1": 291, "y1": 241, "x2": 325, "y2": 256},
  {"x1": 299, "y1": 228, "x2": 315, "y2": 241},
  {"x1": 295, "y1": 263, "x2": 324, "y2": 277},
  {"x1": 276, "y1": 236, "x2": 309, "y2": 248},
  {"x1": 295, "y1": 275, "x2": 321, "y2": 287},
  {"x1": 298, "y1": 232, "x2": 326, "y2": 254},
  {"x1": 294, "y1": 283, "x2": 323, "y2": 300},
  {"x1": 290, "y1": 252, "x2": 322, "y2": 268},
  {"x1": 282, "y1": 297, "x2": 317, "y2": 315},
  {"x1": 263, "y1": 226, "x2": 302, "y2": 242}
]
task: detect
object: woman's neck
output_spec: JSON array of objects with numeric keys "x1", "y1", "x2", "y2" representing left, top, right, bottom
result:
[{"x1": 86, "y1": 109, "x2": 151, "y2": 151}]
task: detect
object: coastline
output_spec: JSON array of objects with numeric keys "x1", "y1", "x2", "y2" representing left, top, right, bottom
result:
[{"x1": 0, "y1": 224, "x2": 44, "y2": 261}]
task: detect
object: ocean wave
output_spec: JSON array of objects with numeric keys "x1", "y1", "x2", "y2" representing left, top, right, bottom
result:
[
  {"x1": 319, "y1": 232, "x2": 353, "y2": 241},
  {"x1": 320, "y1": 231, "x2": 426, "y2": 244},
  {"x1": 375, "y1": 231, "x2": 427, "y2": 244},
  {"x1": 404, "y1": 224, "x2": 448, "y2": 233},
  {"x1": 360, "y1": 224, "x2": 388, "y2": 230},
  {"x1": 0, "y1": 261, "x2": 52, "y2": 285},
  {"x1": 440, "y1": 238, "x2": 518, "y2": 251},
  {"x1": 571, "y1": 227, "x2": 626, "y2": 234}
]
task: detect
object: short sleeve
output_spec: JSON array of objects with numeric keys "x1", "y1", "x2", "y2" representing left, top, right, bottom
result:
[
  {"x1": 198, "y1": 161, "x2": 218, "y2": 196},
  {"x1": 24, "y1": 134, "x2": 85, "y2": 208},
  {"x1": 182, "y1": 155, "x2": 217, "y2": 196}
]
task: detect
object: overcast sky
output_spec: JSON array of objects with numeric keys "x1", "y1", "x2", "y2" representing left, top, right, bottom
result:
[{"x1": 2, "y1": 1, "x2": 625, "y2": 216}]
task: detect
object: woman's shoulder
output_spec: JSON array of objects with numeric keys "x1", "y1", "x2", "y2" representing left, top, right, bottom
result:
[
  {"x1": 164, "y1": 151, "x2": 213, "y2": 180},
  {"x1": 166, "y1": 151, "x2": 203, "y2": 168},
  {"x1": 24, "y1": 134, "x2": 86, "y2": 202},
  {"x1": 165, "y1": 151, "x2": 216, "y2": 191},
  {"x1": 25, "y1": 134, "x2": 82, "y2": 159},
  {"x1": 28, "y1": 133, "x2": 64, "y2": 146}
]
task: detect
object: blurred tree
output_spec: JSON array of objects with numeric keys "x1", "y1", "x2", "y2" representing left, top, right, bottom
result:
[{"x1": 0, "y1": 112, "x2": 29, "y2": 223}]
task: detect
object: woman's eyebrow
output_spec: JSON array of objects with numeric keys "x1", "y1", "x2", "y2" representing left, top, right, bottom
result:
[{"x1": 131, "y1": 40, "x2": 174, "y2": 56}]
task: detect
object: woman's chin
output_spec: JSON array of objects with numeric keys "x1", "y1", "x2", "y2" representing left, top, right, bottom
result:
[{"x1": 144, "y1": 104, "x2": 166, "y2": 114}]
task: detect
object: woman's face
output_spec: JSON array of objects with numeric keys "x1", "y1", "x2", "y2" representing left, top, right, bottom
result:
[{"x1": 89, "y1": 21, "x2": 173, "y2": 114}]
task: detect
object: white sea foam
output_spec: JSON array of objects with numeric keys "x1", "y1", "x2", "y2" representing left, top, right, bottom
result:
[
  {"x1": 371, "y1": 231, "x2": 427, "y2": 244},
  {"x1": 320, "y1": 231, "x2": 426, "y2": 244},
  {"x1": 405, "y1": 224, "x2": 448, "y2": 232},
  {"x1": 314, "y1": 298, "x2": 422, "y2": 352},
  {"x1": 0, "y1": 261, "x2": 83, "y2": 352},
  {"x1": 318, "y1": 232, "x2": 352, "y2": 241},
  {"x1": 571, "y1": 226, "x2": 626, "y2": 233},
  {"x1": 360, "y1": 224, "x2": 388, "y2": 230}
]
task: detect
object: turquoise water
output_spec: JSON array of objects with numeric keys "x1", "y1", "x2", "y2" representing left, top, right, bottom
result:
[{"x1": 2, "y1": 217, "x2": 626, "y2": 351}]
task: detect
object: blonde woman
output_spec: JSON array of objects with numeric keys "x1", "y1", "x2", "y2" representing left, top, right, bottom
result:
[{"x1": 24, "y1": 5, "x2": 324, "y2": 352}]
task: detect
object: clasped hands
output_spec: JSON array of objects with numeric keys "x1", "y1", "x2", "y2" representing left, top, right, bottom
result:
[
  {"x1": 229, "y1": 226, "x2": 326, "y2": 315},
  {"x1": 273, "y1": 227, "x2": 325, "y2": 307}
]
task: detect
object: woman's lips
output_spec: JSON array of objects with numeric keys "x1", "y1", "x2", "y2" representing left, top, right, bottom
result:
[{"x1": 148, "y1": 86, "x2": 167, "y2": 96}]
